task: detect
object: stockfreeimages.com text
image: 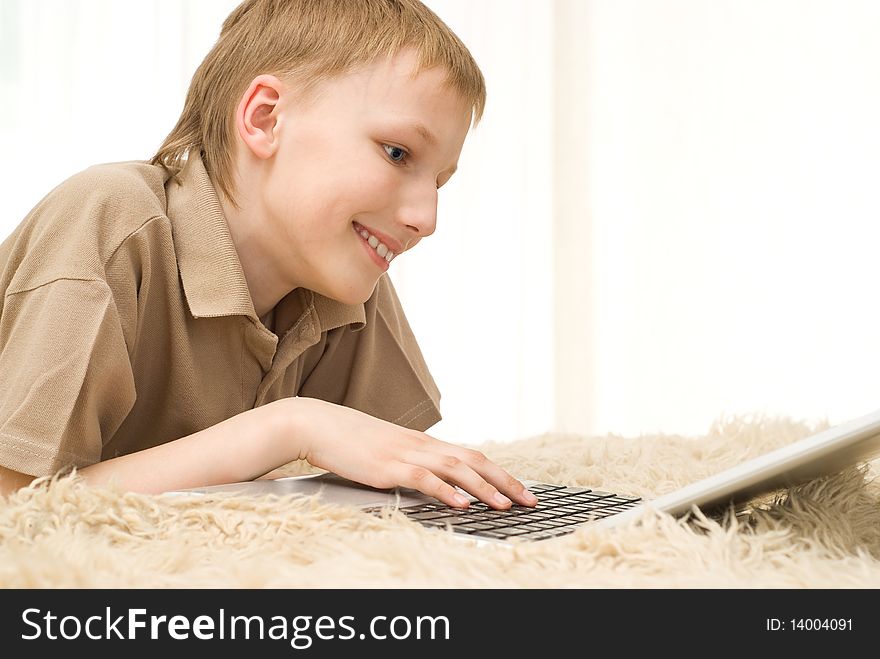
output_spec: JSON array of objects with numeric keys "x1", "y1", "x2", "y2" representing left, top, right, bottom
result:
[{"x1": 21, "y1": 607, "x2": 450, "y2": 649}]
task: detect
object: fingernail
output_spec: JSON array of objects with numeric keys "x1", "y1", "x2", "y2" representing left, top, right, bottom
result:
[
  {"x1": 453, "y1": 494, "x2": 469, "y2": 507},
  {"x1": 494, "y1": 492, "x2": 512, "y2": 506},
  {"x1": 522, "y1": 489, "x2": 538, "y2": 505}
]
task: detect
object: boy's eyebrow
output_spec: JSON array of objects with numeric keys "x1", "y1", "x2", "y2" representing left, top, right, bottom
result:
[
  {"x1": 408, "y1": 122, "x2": 437, "y2": 146},
  {"x1": 396, "y1": 121, "x2": 458, "y2": 175}
]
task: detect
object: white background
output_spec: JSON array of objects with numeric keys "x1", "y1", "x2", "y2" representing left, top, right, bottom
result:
[{"x1": 1, "y1": 1, "x2": 878, "y2": 445}]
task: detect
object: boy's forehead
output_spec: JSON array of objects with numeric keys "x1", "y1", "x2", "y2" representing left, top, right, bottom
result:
[
  {"x1": 349, "y1": 50, "x2": 452, "y2": 98},
  {"x1": 293, "y1": 51, "x2": 471, "y2": 133},
  {"x1": 281, "y1": 49, "x2": 473, "y2": 156}
]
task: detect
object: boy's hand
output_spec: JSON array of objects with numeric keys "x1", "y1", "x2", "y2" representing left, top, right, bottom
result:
[{"x1": 285, "y1": 397, "x2": 538, "y2": 510}]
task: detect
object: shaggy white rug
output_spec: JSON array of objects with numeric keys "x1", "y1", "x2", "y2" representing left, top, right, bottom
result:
[{"x1": 2, "y1": 414, "x2": 879, "y2": 588}]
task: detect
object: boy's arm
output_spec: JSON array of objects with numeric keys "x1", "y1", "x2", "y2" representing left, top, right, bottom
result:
[
  {"x1": 0, "y1": 399, "x2": 291, "y2": 497},
  {"x1": 74, "y1": 399, "x2": 294, "y2": 493},
  {"x1": 0, "y1": 465, "x2": 35, "y2": 493},
  {"x1": 0, "y1": 397, "x2": 538, "y2": 509}
]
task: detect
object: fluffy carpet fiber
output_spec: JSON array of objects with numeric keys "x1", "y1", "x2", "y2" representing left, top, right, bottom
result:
[{"x1": 2, "y1": 414, "x2": 879, "y2": 588}]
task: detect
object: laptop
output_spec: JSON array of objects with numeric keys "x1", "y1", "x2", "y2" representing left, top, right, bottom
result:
[{"x1": 169, "y1": 408, "x2": 880, "y2": 545}]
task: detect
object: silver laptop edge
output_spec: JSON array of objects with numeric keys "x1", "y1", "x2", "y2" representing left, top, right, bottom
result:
[{"x1": 594, "y1": 407, "x2": 880, "y2": 528}]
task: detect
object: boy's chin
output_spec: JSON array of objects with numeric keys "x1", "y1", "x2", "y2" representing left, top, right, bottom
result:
[{"x1": 321, "y1": 279, "x2": 379, "y2": 306}]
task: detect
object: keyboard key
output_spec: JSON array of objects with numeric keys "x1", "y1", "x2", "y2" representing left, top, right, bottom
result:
[
  {"x1": 406, "y1": 511, "x2": 454, "y2": 520},
  {"x1": 555, "y1": 487, "x2": 590, "y2": 495}
]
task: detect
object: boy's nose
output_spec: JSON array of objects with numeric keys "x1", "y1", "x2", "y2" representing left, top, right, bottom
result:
[{"x1": 397, "y1": 186, "x2": 438, "y2": 241}]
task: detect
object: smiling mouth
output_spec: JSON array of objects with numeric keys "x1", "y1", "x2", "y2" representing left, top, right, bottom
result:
[{"x1": 353, "y1": 222, "x2": 396, "y2": 263}]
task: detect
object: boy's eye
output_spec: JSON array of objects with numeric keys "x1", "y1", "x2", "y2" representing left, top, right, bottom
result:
[{"x1": 383, "y1": 144, "x2": 408, "y2": 164}]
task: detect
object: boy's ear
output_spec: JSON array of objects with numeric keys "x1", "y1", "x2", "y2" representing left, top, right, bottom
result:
[{"x1": 236, "y1": 74, "x2": 284, "y2": 160}]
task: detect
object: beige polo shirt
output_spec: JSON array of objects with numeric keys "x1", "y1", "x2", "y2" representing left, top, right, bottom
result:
[{"x1": 0, "y1": 153, "x2": 441, "y2": 477}]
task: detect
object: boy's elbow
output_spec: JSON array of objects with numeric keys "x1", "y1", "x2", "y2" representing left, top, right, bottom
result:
[{"x1": 0, "y1": 465, "x2": 36, "y2": 496}]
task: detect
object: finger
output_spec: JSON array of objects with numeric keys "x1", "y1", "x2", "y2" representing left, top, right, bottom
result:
[
  {"x1": 429, "y1": 442, "x2": 539, "y2": 507},
  {"x1": 410, "y1": 451, "x2": 515, "y2": 510},
  {"x1": 392, "y1": 463, "x2": 471, "y2": 509}
]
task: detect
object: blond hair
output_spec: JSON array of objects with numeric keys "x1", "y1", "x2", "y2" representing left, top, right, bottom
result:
[{"x1": 151, "y1": 0, "x2": 486, "y2": 206}]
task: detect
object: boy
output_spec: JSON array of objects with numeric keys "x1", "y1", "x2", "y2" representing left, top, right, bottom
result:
[{"x1": 0, "y1": 0, "x2": 537, "y2": 511}]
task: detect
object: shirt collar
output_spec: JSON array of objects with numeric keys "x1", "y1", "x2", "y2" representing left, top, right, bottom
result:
[{"x1": 165, "y1": 151, "x2": 365, "y2": 332}]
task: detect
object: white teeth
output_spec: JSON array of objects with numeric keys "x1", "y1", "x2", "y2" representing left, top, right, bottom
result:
[{"x1": 355, "y1": 224, "x2": 396, "y2": 263}]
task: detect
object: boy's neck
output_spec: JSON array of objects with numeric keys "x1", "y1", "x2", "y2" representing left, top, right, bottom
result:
[{"x1": 213, "y1": 176, "x2": 286, "y2": 320}]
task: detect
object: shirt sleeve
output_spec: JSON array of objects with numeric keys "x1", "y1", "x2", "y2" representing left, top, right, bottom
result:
[
  {"x1": 299, "y1": 276, "x2": 442, "y2": 432},
  {"x1": 0, "y1": 278, "x2": 136, "y2": 476}
]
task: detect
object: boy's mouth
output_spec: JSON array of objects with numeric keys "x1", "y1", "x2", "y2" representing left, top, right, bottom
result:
[{"x1": 353, "y1": 222, "x2": 396, "y2": 263}]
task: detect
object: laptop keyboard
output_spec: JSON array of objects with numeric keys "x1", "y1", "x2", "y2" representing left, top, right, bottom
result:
[{"x1": 369, "y1": 482, "x2": 642, "y2": 542}]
